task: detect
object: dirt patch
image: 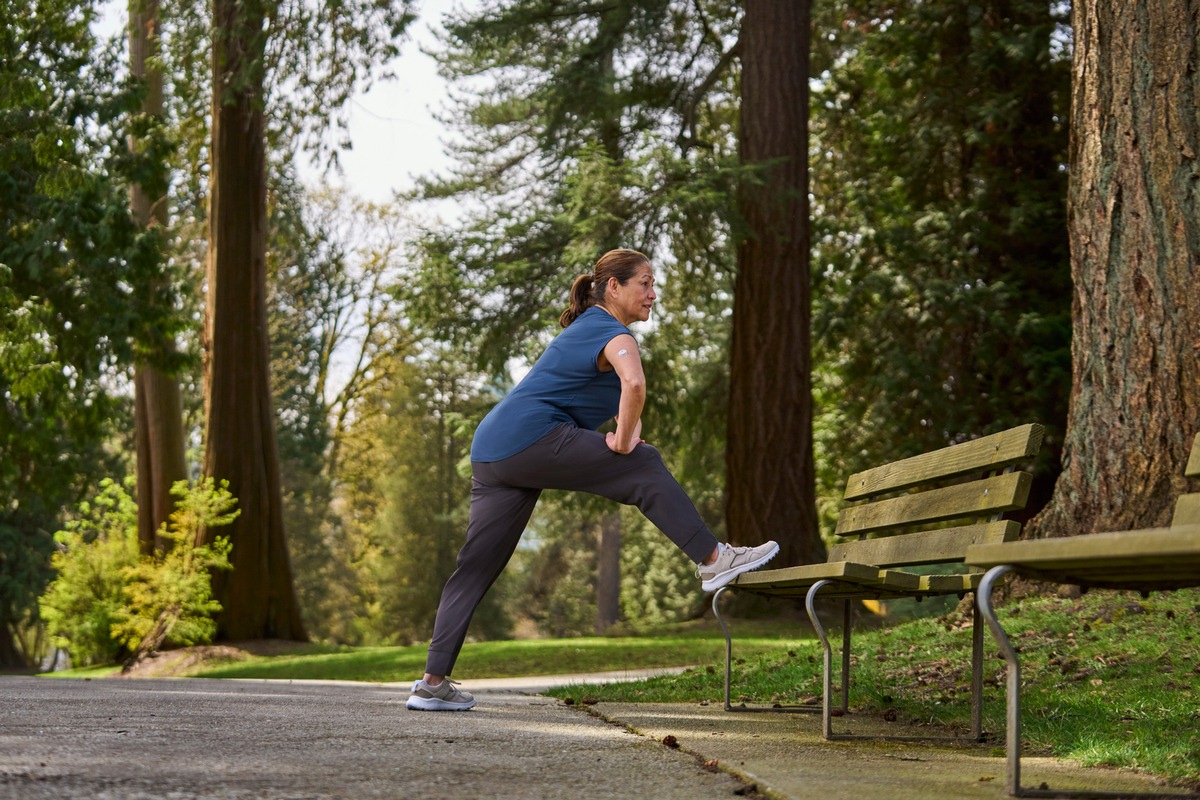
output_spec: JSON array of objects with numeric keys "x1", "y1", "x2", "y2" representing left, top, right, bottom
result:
[{"x1": 119, "y1": 640, "x2": 313, "y2": 679}]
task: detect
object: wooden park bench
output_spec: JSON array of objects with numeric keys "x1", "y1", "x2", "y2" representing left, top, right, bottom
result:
[
  {"x1": 713, "y1": 423, "x2": 1045, "y2": 741},
  {"x1": 968, "y1": 432, "x2": 1200, "y2": 799}
]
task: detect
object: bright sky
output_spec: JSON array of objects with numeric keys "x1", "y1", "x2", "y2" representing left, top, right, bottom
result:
[
  {"x1": 320, "y1": 0, "x2": 461, "y2": 202},
  {"x1": 96, "y1": 0, "x2": 464, "y2": 203}
]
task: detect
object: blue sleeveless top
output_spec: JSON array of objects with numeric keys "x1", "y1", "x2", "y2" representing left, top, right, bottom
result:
[{"x1": 470, "y1": 306, "x2": 632, "y2": 462}]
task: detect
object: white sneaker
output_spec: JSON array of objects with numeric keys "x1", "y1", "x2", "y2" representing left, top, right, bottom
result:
[
  {"x1": 406, "y1": 678, "x2": 476, "y2": 711},
  {"x1": 698, "y1": 541, "x2": 780, "y2": 592}
]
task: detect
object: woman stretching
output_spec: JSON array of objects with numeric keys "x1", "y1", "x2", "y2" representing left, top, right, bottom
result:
[{"x1": 407, "y1": 248, "x2": 779, "y2": 711}]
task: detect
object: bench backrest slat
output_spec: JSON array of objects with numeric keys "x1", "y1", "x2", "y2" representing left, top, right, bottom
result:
[
  {"x1": 1172, "y1": 434, "x2": 1200, "y2": 526},
  {"x1": 830, "y1": 424, "x2": 1043, "y2": 571},
  {"x1": 843, "y1": 423, "x2": 1045, "y2": 501},
  {"x1": 828, "y1": 520, "x2": 1021, "y2": 567},
  {"x1": 1172, "y1": 494, "x2": 1200, "y2": 527},
  {"x1": 835, "y1": 471, "x2": 1033, "y2": 538}
]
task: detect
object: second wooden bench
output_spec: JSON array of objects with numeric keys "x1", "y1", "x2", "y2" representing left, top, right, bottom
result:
[{"x1": 713, "y1": 423, "x2": 1045, "y2": 740}]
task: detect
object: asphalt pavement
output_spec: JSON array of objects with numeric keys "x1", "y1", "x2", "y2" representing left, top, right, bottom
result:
[{"x1": 0, "y1": 672, "x2": 1190, "y2": 799}]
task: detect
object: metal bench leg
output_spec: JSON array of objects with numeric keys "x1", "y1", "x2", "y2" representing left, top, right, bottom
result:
[
  {"x1": 841, "y1": 598, "x2": 851, "y2": 715},
  {"x1": 713, "y1": 586, "x2": 734, "y2": 711},
  {"x1": 979, "y1": 565, "x2": 1020, "y2": 796},
  {"x1": 971, "y1": 594, "x2": 984, "y2": 741},
  {"x1": 805, "y1": 579, "x2": 836, "y2": 738}
]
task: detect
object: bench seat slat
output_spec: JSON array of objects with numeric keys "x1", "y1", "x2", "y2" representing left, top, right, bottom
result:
[
  {"x1": 967, "y1": 525, "x2": 1200, "y2": 566},
  {"x1": 835, "y1": 472, "x2": 1032, "y2": 537},
  {"x1": 732, "y1": 561, "x2": 904, "y2": 589},
  {"x1": 731, "y1": 563, "x2": 925, "y2": 597},
  {"x1": 918, "y1": 572, "x2": 983, "y2": 594},
  {"x1": 843, "y1": 423, "x2": 1044, "y2": 501},
  {"x1": 829, "y1": 520, "x2": 1020, "y2": 567},
  {"x1": 979, "y1": 567, "x2": 1200, "y2": 592},
  {"x1": 732, "y1": 563, "x2": 985, "y2": 599},
  {"x1": 966, "y1": 525, "x2": 1200, "y2": 591}
]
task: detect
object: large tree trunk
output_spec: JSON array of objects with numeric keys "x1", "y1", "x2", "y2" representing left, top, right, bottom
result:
[
  {"x1": 203, "y1": 0, "x2": 306, "y2": 640},
  {"x1": 129, "y1": 0, "x2": 188, "y2": 555},
  {"x1": 726, "y1": 0, "x2": 824, "y2": 565},
  {"x1": 1026, "y1": 0, "x2": 1200, "y2": 539}
]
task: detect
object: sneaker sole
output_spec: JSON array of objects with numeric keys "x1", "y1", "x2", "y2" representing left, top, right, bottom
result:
[
  {"x1": 406, "y1": 696, "x2": 477, "y2": 712},
  {"x1": 701, "y1": 543, "x2": 780, "y2": 592}
]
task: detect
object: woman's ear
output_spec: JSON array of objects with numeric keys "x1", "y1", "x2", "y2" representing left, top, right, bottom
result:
[{"x1": 607, "y1": 276, "x2": 621, "y2": 295}]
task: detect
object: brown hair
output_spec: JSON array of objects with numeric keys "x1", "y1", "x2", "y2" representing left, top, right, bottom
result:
[{"x1": 559, "y1": 248, "x2": 650, "y2": 327}]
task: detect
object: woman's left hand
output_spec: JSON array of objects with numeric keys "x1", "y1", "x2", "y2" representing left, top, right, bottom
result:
[{"x1": 606, "y1": 419, "x2": 644, "y2": 454}]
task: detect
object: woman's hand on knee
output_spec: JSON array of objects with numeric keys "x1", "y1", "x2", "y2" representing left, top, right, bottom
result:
[{"x1": 605, "y1": 429, "x2": 644, "y2": 454}]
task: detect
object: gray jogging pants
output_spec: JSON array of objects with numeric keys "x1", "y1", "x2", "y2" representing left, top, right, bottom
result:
[{"x1": 424, "y1": 422, "x2": 719, "y2": 676}]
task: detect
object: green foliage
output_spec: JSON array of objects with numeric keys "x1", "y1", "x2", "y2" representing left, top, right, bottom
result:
[
  {"x1": 0, "y1": 0, "x2": 161, "y2": 664},
  {"x1": 39, "y1": 480, "x2": 140, "y2": 666},
  {"x1": 266, "y1": 176, "x2": 357, "y2": 643},
  {"x1": 38, "y1": 479, "x2": 237, "y2": 666},
  {"x1": 810, "y1": 0, "x2": 1073, "y2": 528},
  {"x1": 511, "y1": 499, "x2": 603, "y2": 638},
  {"x1": 110, "y1": 479, "x2": 236, "y2": 657},
  {"x1": 263, "y1": 0, "x2": 416, "y2": 160},
  {"x1": 412, "y1": 0, "x2": 742, "y2": 372}
]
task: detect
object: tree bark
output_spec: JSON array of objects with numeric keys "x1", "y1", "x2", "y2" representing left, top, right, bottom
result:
[
  {"x1": 129, "y1": 0, "x2": 187, "y2": 555},
  {"x1": 726, "y1": 0, "x2": 824, "y2": 565},
  {"x1": 203, "y1": 0, "x2": 306, "y2": 640},
  {"x1": 1026, "y1": 0, "x2": 1200, "y2": 539}
]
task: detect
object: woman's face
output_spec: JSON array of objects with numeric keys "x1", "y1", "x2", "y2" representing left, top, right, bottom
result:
[{"x1": 608, "y1": 263, "x2": 656, "y2": 325}]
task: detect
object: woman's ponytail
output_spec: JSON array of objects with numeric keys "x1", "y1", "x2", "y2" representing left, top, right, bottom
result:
[{"x1": 560, "y1": 273, "x2": 594, "y2": 327}]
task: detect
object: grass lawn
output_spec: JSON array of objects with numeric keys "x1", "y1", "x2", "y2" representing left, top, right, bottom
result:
[{"x1": 43, "y1": 616, "x2": 816, "y2": 684}]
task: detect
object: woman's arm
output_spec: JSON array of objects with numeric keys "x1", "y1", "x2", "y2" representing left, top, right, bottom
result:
[{"x1": 602, "y1": 334, "x2": 645, "y2": 454}]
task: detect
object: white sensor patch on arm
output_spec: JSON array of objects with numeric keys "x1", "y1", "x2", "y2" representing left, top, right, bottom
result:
[{"x1": 618, "y1": 349, "x2": 628, "y2": 356}]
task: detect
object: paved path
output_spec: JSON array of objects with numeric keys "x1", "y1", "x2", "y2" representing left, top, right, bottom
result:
[
  {"x1": 0, "y1": 675, "x2": 746, "y2": 799},
  {"x1": 1, "y1": 674, "x2": 1191, "y2": 799}
]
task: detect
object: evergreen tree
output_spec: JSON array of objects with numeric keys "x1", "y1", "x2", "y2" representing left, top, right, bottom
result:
[
  {"x1": 127, "y1": 0, "x2": 189, "y2": 555},
  {"x1": 810, "y1": 0, "x2": 1072, "y2": 524},
  {"x1": 0, "y1": 0, "x2": 155, "y2": 666},
  {"x1": 726, "y1": 0, "x2": 823, "y2": 564}
]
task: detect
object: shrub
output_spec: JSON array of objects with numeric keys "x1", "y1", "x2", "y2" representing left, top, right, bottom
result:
[
  {"x1": 39, "y1": 477, "x2": 238, "y2": 668},
  {"x1": 39, "y1": 479, "x2": 140, "y2": 666},
  {"x1": 111, "y1": 478, "x2": 236, "y2": 667}
]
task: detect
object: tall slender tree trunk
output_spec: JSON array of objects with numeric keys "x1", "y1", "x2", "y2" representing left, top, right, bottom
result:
[
  {"x1": 128, "y1": 0, "x2": 187, "y2": 555},
  {"x1": 726, "y1": 0, "x2": 823, "y2": 565},
  {"x1": 203, "y1": 0, "x2": 305, "y2": 640},
  {"x1": 595, "y1": 512, "x2": 620, "y2": 632},
  {"x1": 1026, "y1": 0, "x2": 1200, "y2": 539}
]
